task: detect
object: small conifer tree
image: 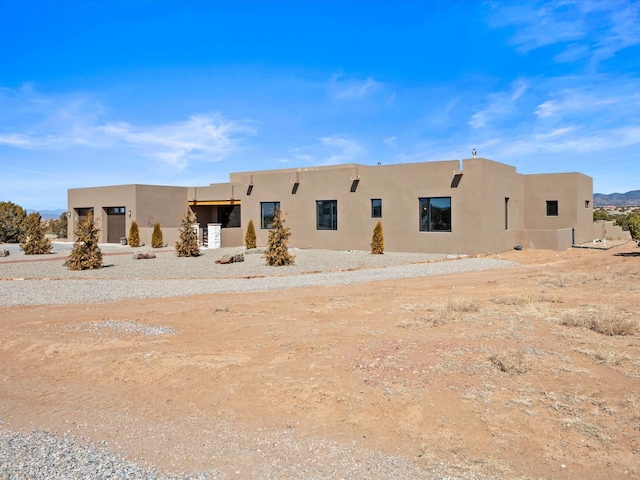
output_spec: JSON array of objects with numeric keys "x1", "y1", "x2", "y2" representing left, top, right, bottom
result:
[
  {"x1": 629, "y1": 213, "x2": 640, "y2": 246},
  {"x1": 64, "y1": 210, "x2": 103, "y2": 270},
  {"x1": 128, "y1": 220, "x2": 140, "y2": 247},
  {"x1": 175, "y1": 207, "x2": 200, "y2": 257},
  {"x1": 0, "y1": 201, "x2": 27, "y2": 243},
  {"x1": 245, "y1": 219, "x2": 257, "y2": 249},
  {"x1": 48, "y1": 212, "x2": 68, "y2": 238},
  {"x1": 371, "y1": 220, "x2": 384, "y2": 254},
  {"x1": 264, "y1": 210, "x2": 294, "y2": 266},
  {"x1": 151, "y1": 222, "x2": 164, "y2": 248},
  {"x1": 20, "y1": 212, "x2": 52, "y2": 255}
]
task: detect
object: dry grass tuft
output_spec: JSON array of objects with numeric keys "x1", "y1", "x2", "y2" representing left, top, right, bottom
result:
[
  {"x1": 562, "y1": 417, "x2": 612, "y2": 442},
  {"x1": 396, "y1": 298, "x2": 480, "y2": 328},
  {"x1": 560, "y1": 308, "x2": 637, "y2": 336},
  {"x1": 538, "y1": 272, "x2": 597, "y2": 288},
  {"x1": 490, "y1": 349, "x2": 530, "y2": 374},
  {"x1": 577, "y1": 348, "x2": 631, "y2": 366},
  {"x1": 447, "y1": 298, "x2": 480, "y2": 312},
  {"x1": 492, "y1": 293, "x2": 563, "y2": 305}
]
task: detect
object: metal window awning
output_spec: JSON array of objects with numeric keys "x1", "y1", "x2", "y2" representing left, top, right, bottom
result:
[{"x1": 189, "y1": 200, "x2": 241, "y2": 206}]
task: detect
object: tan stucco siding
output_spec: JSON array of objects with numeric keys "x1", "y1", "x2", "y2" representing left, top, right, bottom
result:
[
  {"x1": 69, "y1": 185, "x2": 188, "y2": 245},
  {"x1": 67, "y1": 158, "x2": 593, "y2": 254}
]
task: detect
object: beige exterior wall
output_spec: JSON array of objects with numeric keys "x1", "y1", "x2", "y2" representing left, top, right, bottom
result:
[
  {"x1": 592, "y1": 220, "x2": 631, "y2": 241},
  {"x1": 237, "y1": 158, "x2": 577, "y2": 254},
  {"x1": 68, "y1": 185, "x2": 188, "y2": 246},
  {"x1": 522, "y1": 173, "x2": 593, "y2": 245},
  {"x1": 67, "y1": 158, "x2": 594, "y2": 254},
  {"x1": 68, "y1": 185, "x2": 137, "y2": 244},
  {"x1": 514, "y1": 228, "x2": 574, "y2": 250}
]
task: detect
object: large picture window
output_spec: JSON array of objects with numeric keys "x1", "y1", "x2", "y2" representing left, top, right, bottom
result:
[
  {"x1": 219, "y1": 205, "x2": 241, "y2": 228},
  {"x1": 419, "y1": 197, "x2": 451, "y2": 232},
  {"x1": 261, "y1": 202, "x2": 280, "y2": 229},
  {"x1": 316, "y1": 200, "x2": 337, "y2": 230}
]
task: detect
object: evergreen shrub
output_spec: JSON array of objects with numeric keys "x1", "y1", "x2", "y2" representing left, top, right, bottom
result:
[
  {"x1": 371, "y1": 221, "x2": 384, "y2": 254},
  {"x1": 175, "y1": 208, "x2": 200, "y2": 257},
  {"x1": 128, "y1": 221, "x2": 140, "y2": 247},
  {"x1": 20, "y1": 213, "x2": 52, "y2": 255},
  {"x1": 245, "y1": 219, "x2": 257, "y2": 249},
  {"x1": 151, "y1": 222, "x2": 164, "y2": 248},
  {"x1": 64, "y1": 211, "x2": 103, "y2": 270},
  {"x1": 264, "y1": 210, "x2": 294, "y2": 266}
]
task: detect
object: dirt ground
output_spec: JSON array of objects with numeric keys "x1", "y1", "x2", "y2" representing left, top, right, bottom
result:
[{"x1": 1, "y1": 243, "x2": 639, "y2": 479}]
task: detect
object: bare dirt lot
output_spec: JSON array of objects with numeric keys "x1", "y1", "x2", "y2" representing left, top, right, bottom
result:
[{"x1": 1, "y1": 243, "x2": 639, "y2": 479}]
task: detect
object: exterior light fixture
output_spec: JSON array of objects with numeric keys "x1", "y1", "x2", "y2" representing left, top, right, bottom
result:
[{"x1": 128, "y1": 210, "x2": 132, "y2": 217}]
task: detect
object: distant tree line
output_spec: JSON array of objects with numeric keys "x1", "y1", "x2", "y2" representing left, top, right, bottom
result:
[
  {"x1": 0, "y1": 201, "x2": 67, "y2": 244},
  {"x1": 594, "y1": 206, "x2": 640, "y2": 246},
  {"x1": 593, "y1": 207, "x2": 640, "y2": 231}
]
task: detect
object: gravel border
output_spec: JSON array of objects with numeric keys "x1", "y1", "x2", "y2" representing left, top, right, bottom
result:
[
  {"x1": 0, "y1": 423, "x2": 492, "y2": 480},
  {"x1": 0, "y1": 247, "x2": 517, "y2": 307}
]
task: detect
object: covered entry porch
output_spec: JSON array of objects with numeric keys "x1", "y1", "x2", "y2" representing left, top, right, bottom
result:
[{"x1": 189, "y1": 199, "x2": 243, "y2": 248}]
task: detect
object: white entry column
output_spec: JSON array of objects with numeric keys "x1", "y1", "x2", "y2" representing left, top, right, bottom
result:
[{"x1": 207, "y1": 223, "x2": 221, "y2": 249}]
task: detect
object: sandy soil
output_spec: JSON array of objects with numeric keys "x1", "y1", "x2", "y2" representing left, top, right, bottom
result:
[{"x1": 1, "y1": 243, "x2": 639, "y2": 479}]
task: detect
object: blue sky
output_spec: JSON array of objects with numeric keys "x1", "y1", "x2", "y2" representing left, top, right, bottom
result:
[{"x1": 1, "y1": 0, "x2": 639, "y2": 211}]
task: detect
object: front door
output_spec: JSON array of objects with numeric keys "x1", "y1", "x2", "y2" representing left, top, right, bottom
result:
[{"x1": 105, "y1": 207, "x2": 126, "y2": 243}]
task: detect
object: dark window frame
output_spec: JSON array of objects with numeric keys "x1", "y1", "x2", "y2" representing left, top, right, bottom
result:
[
  {"x1": 260, "y1": 201, "x2": 280, "y2": 229},
  {"x1": 505, "y1": 197, "x2": 509, "y2": 230},
  {"x1": 371, "y1": 199, "x2": 382, "y2": 218},
  {"x1": 104, "y1": 206, "x2": 125, "y2": 215},
  {"x1": 316, "y1": 200, "x2": 338, "y2": 230},
  {"x1": 546, "y1": 200, "x2": 559, "y2": 217},
  {"x1": 419, "y1": 197, "x2": 452, "y2": 232},
  {"x1": 75, "y1": 207, "x2": 94, "y2": 216}
]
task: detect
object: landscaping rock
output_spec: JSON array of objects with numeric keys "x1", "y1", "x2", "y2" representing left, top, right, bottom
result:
[
  {"x1": 132, "y1": 251, "x2": 156, "y2": 260},
  {"x1": 0, "y1": 249, "x2": 9, "y2": 257},
  {"x1": 215, "y1": 253, "x2": 244, "y2": 264}
]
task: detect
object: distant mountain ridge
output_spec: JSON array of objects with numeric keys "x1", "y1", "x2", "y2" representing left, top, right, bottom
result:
[
  {"x1": 27, "y1": 209, "x2": 66, "y2": 220},
  {"x1": 594, "y1": 190, "x2": 640, "y2": 207}
]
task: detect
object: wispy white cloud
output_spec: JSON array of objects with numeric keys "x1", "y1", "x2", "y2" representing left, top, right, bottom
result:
[
  {"x1": 0, "y1": 86, "x2": 254, "y2": 169},
  {"x1": 0, "y1": 133, "x2": 35, "y2": 148},
  {"x1": 100, "y1": 115, "x2": 253, "y2": 169},
  {"x1": 319, "y1": 135, "x2": 365, "y2": 164},
  {"x1": 468, "y1": 80, "x2": 528, "y2": 129},
  {"x1": 383, "y1": 136, "x2": 397, "y2": 148},
  {"x1": 292, "y1": 135, "x2": 366, "y2": 165},
  {"x1": 329, "y1": 74, "x2": 384, "y2": 100},
  {"x1": 476, "y1": 124, "x2": 640, "y2": 159},
  {"x1": 489, "y1": 1, "x2": 585, "y2": 53},
  {"x1": 534, "y1": 88, "x2": 622, "y2": 119},
  {"x1": 488, "y1": 1, "x2": 640, "y2": 67}
]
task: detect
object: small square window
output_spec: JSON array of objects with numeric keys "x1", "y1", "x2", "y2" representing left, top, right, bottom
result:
[
  {"x1": 546, "y1": 200, "x2": 559, "y2": 216},
  {"x1": 371, "y1": 199, "x2": 382, "y2": 218}
]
